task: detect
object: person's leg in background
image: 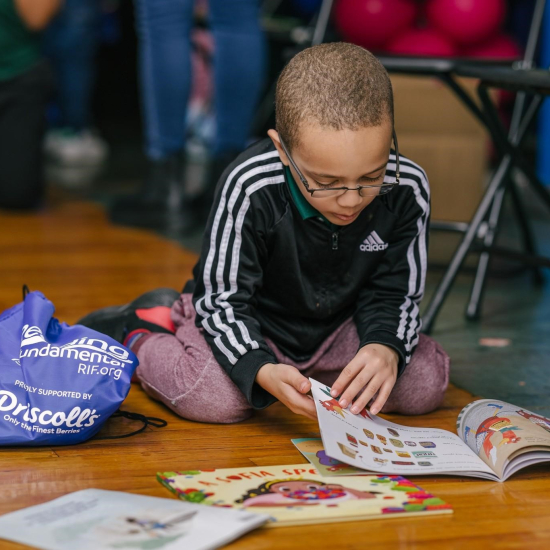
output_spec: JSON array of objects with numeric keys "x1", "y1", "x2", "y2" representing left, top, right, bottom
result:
[
  {"x1": 111, "y1": 0, "x2": 195, "y2": 229},
  {"x1": 266, "y1": 319, "x2": 450, "y2": 416},
  {"x1": 0, "y1": 62, "x2": 53, "y2": 209},
  {"x1": 42, "y1": 0, "x2": 108, "y2": 166},
  {"x1": 209, "y1": 0, "x2": 266, "y2": 167},
  {"x1": 181, "y1": 0, "x2": 266, "y2": 226},
  {"x1": 135, "y1": 294, "x2": 254, "y2": 423}
]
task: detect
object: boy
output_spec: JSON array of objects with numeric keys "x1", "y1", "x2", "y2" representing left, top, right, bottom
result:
[{"x1": 80, "y1": 43, "x2": 449, "y2": 423}]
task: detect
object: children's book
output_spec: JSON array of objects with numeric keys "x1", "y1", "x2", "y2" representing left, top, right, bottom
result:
[
  {"x1": 157, "y1": 464, "x2": 452, "y2": 526},
  {"x1": 310, "y1": 377, "x2": 550, "y2": 482},
  {"x1": 0, "y1": 489, "x2": 267, "y2": 550}
]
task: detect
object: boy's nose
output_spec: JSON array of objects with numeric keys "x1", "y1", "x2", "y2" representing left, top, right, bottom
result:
[{"x1": 336, "y1": 188, "x2": 366, "y2": 208}]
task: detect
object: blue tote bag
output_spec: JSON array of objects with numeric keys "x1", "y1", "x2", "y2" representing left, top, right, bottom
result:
[{"x1": 0, "y1": 290, "x2": 140, "y2": 445}]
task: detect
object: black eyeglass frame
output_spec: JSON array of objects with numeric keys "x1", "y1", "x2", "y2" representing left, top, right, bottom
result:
[{"x1": 279, "y1": 130, "x2": 400, "y2": 198}]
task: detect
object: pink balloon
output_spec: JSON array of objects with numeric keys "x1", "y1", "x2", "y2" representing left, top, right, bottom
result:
[
  {"x1": 386, "y1": 28, "x2": 458, "y2": 57},
  {"x1": 335, "y1": 0, "x2": 418, "y2": 50},
  {"x1": 462, "y1": 34, "x2": 522, "y2": 60},
  {"x1": 426, "y1": 0, "x2": 506, "y2": 46}
]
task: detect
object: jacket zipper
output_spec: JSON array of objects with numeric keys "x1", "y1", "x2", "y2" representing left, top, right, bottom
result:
[{"x1": 331, "y1": 231, "x2": 339, "y2": 250}]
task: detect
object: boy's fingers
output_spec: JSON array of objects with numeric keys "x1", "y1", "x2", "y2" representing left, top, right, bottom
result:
[
  {"x1": 370, "y1": 379, "x2": 395, "y2": 415},
  {"x1": 299, "y1": 397, "x2": 318, "y2": 420},
  {"x1": 286, "y1": 387, "x2": 317, "y2": 419},
  {"x1": 337, "y1": 366, "x2": 376, "y2": 409},
  {"x1": 282, "y1": 365, "x2": 310, "y2": 393},
  {"x1": 350, "y1": 376, "x2": 383, "y2": 414},
  {"x1": 331, "y1": 357, "x2": 364, "y2": 397}
]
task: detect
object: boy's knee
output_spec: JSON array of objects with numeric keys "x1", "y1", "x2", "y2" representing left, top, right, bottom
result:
[
  {"x1": 382, "y1": 335, "x2": 450, "y2": 416},
  {"x1": 382, "y1": 382, "x2": 446, "y2": 416},
  {"x1": 385, "y1": 386, "x2": 445, "y2": 416},
  {"x1": 140, "y1": 375, "x2": 253, "y2": 424},
  {"x1": 170, "y1": 393, "x2": 253, "y2": 424}
]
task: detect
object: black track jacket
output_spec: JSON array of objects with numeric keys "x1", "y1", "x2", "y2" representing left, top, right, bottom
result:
[{"x1": 186, "y1": 138, "x2": 430, "y2": 409}]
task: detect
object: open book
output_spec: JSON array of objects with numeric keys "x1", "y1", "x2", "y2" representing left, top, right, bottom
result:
[{"x1": 310, "y1": 378, "x2": 550, "y2": 481}]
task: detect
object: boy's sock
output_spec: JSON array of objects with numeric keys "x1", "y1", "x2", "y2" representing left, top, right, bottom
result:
[
  {"x1": 124, "y1": 329, "x2": 155, "y2": 383},
  {"x1": 124, "y1": 329, "x2": 152, "y2": 350}
]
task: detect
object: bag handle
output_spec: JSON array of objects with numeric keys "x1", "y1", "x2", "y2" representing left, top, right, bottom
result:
[
  {"x1": 94, "y1": 410, "x2": 168, "y2": 440},
  {"x1": 22, "y1": 285, "x2": 30, "y2": 300}
]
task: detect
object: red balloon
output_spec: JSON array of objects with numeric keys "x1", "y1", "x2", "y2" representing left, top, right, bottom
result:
[
  {"x1": 426, "y1": 0, "x2": 506, "y2": 46},
  {"x1": 335, "y1": 0, "x2": 418, "y2": 50},
  {"x1": 386, "y1": 28, "x2": 458, "y2": 57},
  {"x1": 462, "y1": 34, "x2": 522, "y2": 60}
]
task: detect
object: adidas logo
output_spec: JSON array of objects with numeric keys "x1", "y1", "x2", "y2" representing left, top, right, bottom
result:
[{"x1": 360, "y1": 231, "x2": 388, "y2": 252}]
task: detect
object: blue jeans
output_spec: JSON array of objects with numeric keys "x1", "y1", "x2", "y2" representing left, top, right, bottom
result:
[
  {"x1": 134, "y1": 0, "x2": 265, "y2": 160},
  {"x1": 42, "y1": 0, "x2": 100, "y2": 131}
]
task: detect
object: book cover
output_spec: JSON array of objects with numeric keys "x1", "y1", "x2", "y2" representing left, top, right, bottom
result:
[{"x1": 157, "y1": 464, "x2": 452, "y2": 527}]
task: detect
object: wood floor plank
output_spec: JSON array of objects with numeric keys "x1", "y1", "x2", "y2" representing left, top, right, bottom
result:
[{"x1": 1, "y1": 199, "x2": 550, "y2": 549}]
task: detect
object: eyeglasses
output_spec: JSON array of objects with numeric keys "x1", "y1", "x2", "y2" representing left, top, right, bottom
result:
[{"x1": 279, "y1": 130, "x2": 400, "y2": 198}]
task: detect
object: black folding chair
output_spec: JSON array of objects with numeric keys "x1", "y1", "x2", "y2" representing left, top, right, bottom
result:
[{"x1": 378, "y1": 0, "x2": 550, "y2": 333}]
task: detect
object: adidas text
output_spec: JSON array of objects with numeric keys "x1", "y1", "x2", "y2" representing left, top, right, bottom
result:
[{"x1": 360, "y1": 231, "x2": 388, "y2": 252}]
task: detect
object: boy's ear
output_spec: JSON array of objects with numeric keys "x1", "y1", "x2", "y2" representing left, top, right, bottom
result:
[{"x1": 267, "y1": 129, "x2": 289, "y2": 166}]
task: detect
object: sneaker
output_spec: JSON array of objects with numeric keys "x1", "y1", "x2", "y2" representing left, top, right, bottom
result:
[
  {"x1": 45, "y1": 128, "x2": 109, "y2": 166},
  {"x1": 77, "y1": 288, "x2": 181, "y2": 345}
]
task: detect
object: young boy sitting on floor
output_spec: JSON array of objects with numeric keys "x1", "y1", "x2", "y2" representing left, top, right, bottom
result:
[{"x1": 80, "y1": 43, "x2": 449, "y2": 424}]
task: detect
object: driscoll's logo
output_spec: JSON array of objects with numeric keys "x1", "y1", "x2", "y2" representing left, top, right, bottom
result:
[{"x1": 0, "y1": 390, "x2": 100, "y2": 428}]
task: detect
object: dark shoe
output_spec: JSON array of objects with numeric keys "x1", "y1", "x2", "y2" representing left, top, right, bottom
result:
[
  {"x1": 77, "y1": 288, "x2": 181, "y2": 344},
  {"x1": 110, "y1": 154, "x2": 184, "y2": 230}
]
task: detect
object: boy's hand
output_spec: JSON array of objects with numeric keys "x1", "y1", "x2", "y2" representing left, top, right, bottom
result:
[
  {"x1": 331, "y1": 344, "x2": 398, "y2": 416},
  {"x1": 256, "y1": 363, "x2": 317, "y2": 420}
]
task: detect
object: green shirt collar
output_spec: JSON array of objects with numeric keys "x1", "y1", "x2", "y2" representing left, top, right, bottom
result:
[{"x1": 284, "y1": 166, "x2": 335, "y2": 229}]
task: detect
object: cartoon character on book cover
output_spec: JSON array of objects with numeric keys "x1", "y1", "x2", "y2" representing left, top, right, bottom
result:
[{"x1": 235, "y1": 479, "x2": 380, "y2": 507}]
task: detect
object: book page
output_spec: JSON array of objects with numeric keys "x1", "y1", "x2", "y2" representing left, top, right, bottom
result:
[
  {"x1": 457, "y1": 399, "x2": 550, "y2": 478},
  {"x1": 311, "y1": 378, "x2": 496, "y2": 478}
]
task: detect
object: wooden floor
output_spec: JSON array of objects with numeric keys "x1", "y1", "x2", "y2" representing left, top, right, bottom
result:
[{"x1": 1, "y1": 199, "x2": 550, "y2": 549}]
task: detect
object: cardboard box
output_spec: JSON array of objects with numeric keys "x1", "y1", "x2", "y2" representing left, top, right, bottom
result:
[
  {"x1": 390, "y1": 75, "x2": 488, "y2": 222},
  {"x1": 391, "y1": 75, "x2": 486, "y2": 137},
  {"x1": 398, "y1": 133, "x2": 486, "y2": 222}
]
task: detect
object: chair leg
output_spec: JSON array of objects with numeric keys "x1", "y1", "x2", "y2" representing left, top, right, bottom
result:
[
  {"x1": 465, "y1": 187, "x2": 507, "y2": 321},
  {"x1": 509, "y1": 179, "x2": 544, "y2": 285},
  {"x1": 519, "y1": 161, "x2": 550, "y2": 213},
  {"x1": 422, "y1": 155, "x2": 513, "y2": 334}
]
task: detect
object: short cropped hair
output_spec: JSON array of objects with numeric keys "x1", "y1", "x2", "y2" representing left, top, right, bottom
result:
[{"x1": 275, "y1": 42, "x2": 394, "y2": 151}]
